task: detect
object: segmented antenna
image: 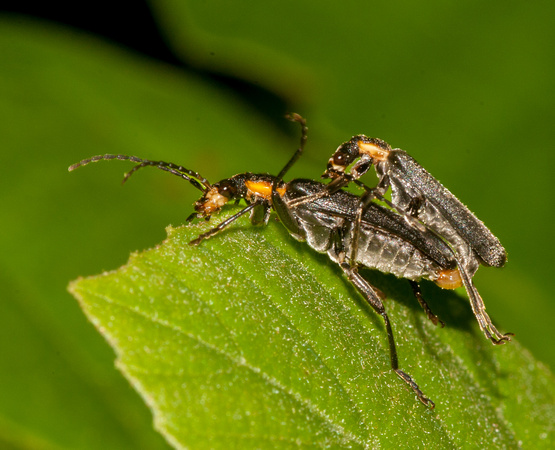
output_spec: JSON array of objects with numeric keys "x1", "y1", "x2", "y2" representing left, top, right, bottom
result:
[
  {"x1": 275, "y1": 113, "x2": 308, "y2": 184},
  {"x1": 68, "y1": 154, "x2": 212, "y2": 192}
]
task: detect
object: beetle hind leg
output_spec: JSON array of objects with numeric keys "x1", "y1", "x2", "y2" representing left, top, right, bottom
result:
[{"x1": 458, "y1": 265, "x2": 513, "y2": 344}]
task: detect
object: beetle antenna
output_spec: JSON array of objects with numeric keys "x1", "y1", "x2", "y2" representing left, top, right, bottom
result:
[
  {"x1": 68, "y1": 154, "x2": 212, "y2": 192},
  {"x1": 275, "y1": 113, "x2": 308, "y2": 184}
]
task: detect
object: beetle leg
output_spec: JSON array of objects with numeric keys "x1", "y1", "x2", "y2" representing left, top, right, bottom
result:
[
  {"x1": 458, "y1": 264, "x2": 513, "y2": 344},
  {"x1": 189, "y1": 202, "x2": 263, "y2": 246},
  {"x1": 408, "y1": 280, "x2": 445, "y2": 327},
  {"x1": 348, "y1": 188, "x2": 377, "y2": 266},
  {"x1": 339, "y1": 260, "x2": 434, "y2": 408},
  {"x1": 331, "y1": 234, "x2": 434, "y2": 408},
  {"x1": 407, "y1": 195, "x2": 425, "y2": 217}
]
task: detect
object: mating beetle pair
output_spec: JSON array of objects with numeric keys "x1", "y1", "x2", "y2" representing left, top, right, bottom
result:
[
  {"x1": 70, "y1": 114, "x2": 509, "y2": 408},
  {"x1": 321, "y1": 135, "x2": 510, "y2": 346}
]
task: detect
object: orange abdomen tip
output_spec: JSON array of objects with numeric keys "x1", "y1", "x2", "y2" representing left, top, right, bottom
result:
[{"x1": 435, "y1": 268, "x2": 463, "y2": 290}]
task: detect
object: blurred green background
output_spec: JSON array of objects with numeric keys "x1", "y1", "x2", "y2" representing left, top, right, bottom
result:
[{"x1": 1, "y1": 1, "x2": 554, "y2": 448}]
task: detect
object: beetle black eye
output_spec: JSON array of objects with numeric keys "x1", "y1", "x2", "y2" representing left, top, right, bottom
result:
[
  {"x1": 333, "y1": 151, "x2": 348, "y2": 167},
  {"x1": 217, "y1": 180, "x2": 237, "y2": 198}
]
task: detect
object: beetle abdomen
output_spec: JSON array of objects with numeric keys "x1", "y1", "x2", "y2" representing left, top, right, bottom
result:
[{"x1": 356, "y1": 225, "x2": 442, "y2": 282}]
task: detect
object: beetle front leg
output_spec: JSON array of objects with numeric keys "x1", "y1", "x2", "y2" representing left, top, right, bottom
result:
[{"x1": 189, "y1": 202, "x2": 259, "y2": 246}]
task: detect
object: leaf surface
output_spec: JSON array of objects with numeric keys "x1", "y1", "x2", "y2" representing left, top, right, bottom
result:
[{"x1": 70, "y1": 209, "x2": 555, "y2": 448}]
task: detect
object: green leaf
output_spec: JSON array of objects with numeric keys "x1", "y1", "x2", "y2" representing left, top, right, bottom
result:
[{"x1": 70, "y1": 208, "x2": 555, "y2": 448}]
